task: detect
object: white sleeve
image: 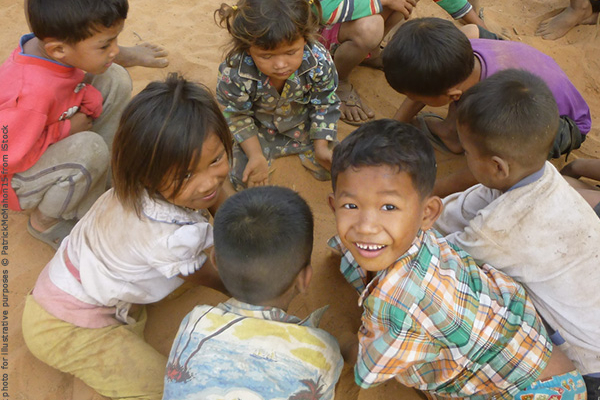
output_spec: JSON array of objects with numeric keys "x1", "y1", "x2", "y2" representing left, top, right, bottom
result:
[
  {"x1": 153, "y1": 221, "x2": 214, "y2": 278},
  {"x1": 434, "y1": 184, "x2": 501, "y2": 236}
]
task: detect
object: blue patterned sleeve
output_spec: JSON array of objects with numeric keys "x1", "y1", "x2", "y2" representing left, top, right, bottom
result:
[
  {"x1": 307, "y1": 43, "x2": 340, "y2": 142},
  {"x1": 216, "y1": 59, "x2": 259, "y2": 144}
]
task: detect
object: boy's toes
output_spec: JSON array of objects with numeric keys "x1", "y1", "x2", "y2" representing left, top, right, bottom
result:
[
  {"x1": 117, "y1": 42, "x2": 170, "y2": 68},
  {"x1": 337, "y1": 84, "x2": 375, "y2": 126}
]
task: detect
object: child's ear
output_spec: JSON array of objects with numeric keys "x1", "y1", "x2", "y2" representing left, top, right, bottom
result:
[
  {"x1": 421, "y1": 196, "x2": 443, "y2": 230},
  {"x1": 295, "y1": 264, "x2": 313, "y2": 294},
  {"x1": 491, "y1": 156, "x2": 510, "y2": 180},
  {"x1": 209, "y1": 247, "x2": 219, "y2": 273},
  {"x1": 447, "y1": 87, "x2": 463, "y2": 102},
  {"x1": 327, "y1": 193, "x2": 336, "y2": 213},
  {"x1": 43, "y1": 39, "x2": 69, "y2": 61}
]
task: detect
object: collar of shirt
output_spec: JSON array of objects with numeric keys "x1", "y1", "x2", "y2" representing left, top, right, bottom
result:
[
  {"x1": 328, "y1": 230, "x2": 427, "y2": 307},
  {"x1": 140, "y1": 191, "x2": 209, "y2": 225},
  {"x1": 237, "y1": 44, "x2": 318, "y2": 85},
  {"x1": 506, "y1": 163, "x2": 546, "y2": 192},
  {"x1": 220, "y1": 298, "x2": 328, "y2": 328}
]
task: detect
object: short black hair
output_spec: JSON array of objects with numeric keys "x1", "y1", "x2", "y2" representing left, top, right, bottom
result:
[
  {"x1": 382, "y1": 17, "x2": 474, "y2": 96},
  {"x1": 28, "y1": 0, "x2": 128, "y2": 43},
  {"x1": 457, "y1": 69, "x2": 559, "y2": 166},
  {"x1": 331, "y1": 119, "x2": 437, "y2": 198},
  {"x1": 213, "y1": 186, "x2": 314, "y2": 305},
  {"x1": 112, "y1": 73, "x2": 233, "y2": 215}
]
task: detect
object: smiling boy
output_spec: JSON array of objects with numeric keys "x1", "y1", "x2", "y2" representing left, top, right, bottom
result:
[
  {"x1": 327, "y1": 119, "x2": 586, "y2": 399},
  {"x1": 0, "y1": 0, "x2": 132, "y2": 248}
]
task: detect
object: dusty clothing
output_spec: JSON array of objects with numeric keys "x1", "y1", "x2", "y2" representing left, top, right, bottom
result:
[
  {"x1": 435, "y1": 162, "x2": 600, "y2": 376},
  {"x1": 22, "y1": 296, "x2": 165, "y2": 400},
  {"x1": 329, "y1": 230, "x2": 552, "y2": 399},
  {"x1": 22, "y1": 190, "x2": 214, "y2": 399},
  {"x1": 163, "y1": 299, "x2": 343, "y2": 400},
  {"x1": 32, "y1": 189, "x2": 213, "y2": 327}
]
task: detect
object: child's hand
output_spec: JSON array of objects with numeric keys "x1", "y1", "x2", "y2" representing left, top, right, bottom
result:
[
  {"x1": 313, "y1": 139, "x2": 333, "y2": 171},
  {"x1": 243, "y1": 154, "x2": 269, "y2": 187},
  {"x1": 68, "y1": 112, "x2": 93, "y2": 135}
]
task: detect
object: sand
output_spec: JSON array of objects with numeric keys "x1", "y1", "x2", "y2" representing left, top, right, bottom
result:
[{"x1": 1, "y1": 0, "x2": 599, "y2": 398}]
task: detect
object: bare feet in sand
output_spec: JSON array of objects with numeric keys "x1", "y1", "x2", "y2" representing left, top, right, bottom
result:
[
  {"x1": 337, "y1": 81, "x2": 375, "y2": 126},
  {"x1": 115, "y1": 42, "x2": 169, "y2": 68},
  {"x1": 536, "y1": 0, "x2": 597, "y2": 40}
]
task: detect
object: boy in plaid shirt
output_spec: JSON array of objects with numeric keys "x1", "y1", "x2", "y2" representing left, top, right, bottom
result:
[{"x1": 327, "y1": 119, "x2": 586, "y2": 399}]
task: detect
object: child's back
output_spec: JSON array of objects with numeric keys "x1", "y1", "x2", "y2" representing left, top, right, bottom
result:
[
  {"x1": 164, "y1": 186, "x2": 343, "y2": 400},
  {"x1": 435, "y1": 69, "x2": 600, "y2": 387}
]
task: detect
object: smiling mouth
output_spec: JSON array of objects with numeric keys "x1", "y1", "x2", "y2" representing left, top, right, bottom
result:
[
  {"x1": 355, "y1": 242, "x2": 387, "y2": 251},
  {"x1": 202, "y1": 189, "x2": 218, "y2": 201}
]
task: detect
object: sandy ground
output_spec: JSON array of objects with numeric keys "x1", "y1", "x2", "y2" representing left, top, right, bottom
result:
[{"x1": 1, "y1": 0, "x2": 599, "y2": 398}]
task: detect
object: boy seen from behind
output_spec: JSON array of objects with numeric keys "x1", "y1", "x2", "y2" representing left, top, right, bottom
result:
[
  {"x1": 434, "y1": 69, "x2": 600, "y2": 399},
  {"x1": 0, "y1": 0, "x2": 132, "y2": 248},
  {"x1": 164, "y1": 186, "x2": 343, "y2": 400},
  {"x1": 382, "y1": 18, "x2": 591, "y2": 196},
  {"x1": 327, "y1": 119, "x2": 586, "y2": 399}
]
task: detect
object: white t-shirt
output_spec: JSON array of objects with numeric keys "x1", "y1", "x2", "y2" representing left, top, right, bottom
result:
[
  {"x1": 35, "y1": 189, "x2": 213, "y2": 327},
  {"x1": 434, "y1": 162, "x2": 600, "y2": 375}
]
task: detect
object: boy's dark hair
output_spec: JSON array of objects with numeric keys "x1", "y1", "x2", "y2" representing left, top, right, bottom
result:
[
  {"x1": 28, "y1": 0, "x2": 128, "y2": 44},
  {"x1": 213, "y1": 186, "x2": 314, "y2": 305},
  {"x1": 382, "y1": 18, "x2": 474, "y2": 96},
  {"x1": 331, "y1": 119, "x2": 437, "y2": 198},
  {"x1": 112, "y1": 73, "x2": 233, "y2": 215},
  {"x1": 457, "y1": 69, "x2": 559, "y2": 166},
  {"x1": 215, "y1": 0, "x2": 322, "y2": 66}
]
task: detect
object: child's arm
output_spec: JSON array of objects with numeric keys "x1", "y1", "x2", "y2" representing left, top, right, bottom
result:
[
  {"x1": 308, "y1": 44, "x2": 341, "y2": 171},
  {"x1": 394, "y1": 97, "x2": 425, "y2": 123},
  {"x1": 561, "y1": 158, "x2": 600, "y2": 182}
]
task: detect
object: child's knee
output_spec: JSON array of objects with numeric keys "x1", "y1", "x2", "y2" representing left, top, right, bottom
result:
[{"x1": 343, "y1": 16, "x2": 385, "y2": 50}]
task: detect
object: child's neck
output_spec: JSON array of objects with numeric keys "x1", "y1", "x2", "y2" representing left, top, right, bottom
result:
[
  {"x1": 462, "y1": 56, "x2": 483, "y2": 92},
  {"x1": 22, "y1": 36, "x2": 53, "y2": 62}
]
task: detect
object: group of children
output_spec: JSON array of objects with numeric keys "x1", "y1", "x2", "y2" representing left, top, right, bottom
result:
[{"x1": 2, "y1": 0, "x2": 599, "y2": 399}]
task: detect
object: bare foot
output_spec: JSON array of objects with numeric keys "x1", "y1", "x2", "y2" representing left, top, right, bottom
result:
[
  {"x1": 536, "y1": 3, "x2": 593, "y2": 40},
  {"x1": 115, "y1": 42, "x2": 169, "y2": 68},
  {"x1": 337, "y1": 81, "x2": 375, "y2": 125}
]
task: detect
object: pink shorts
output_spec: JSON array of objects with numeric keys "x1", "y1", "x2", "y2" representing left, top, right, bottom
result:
[{"x1": 319, "y1": 23, "x2": 342, "y2": 52}]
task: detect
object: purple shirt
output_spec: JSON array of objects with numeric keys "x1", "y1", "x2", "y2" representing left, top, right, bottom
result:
[{"x1": 471, "y1": 39, "x2": 591, "y2": 134}]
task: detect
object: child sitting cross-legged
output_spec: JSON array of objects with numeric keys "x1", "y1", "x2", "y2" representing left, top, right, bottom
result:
[
  {"x1": 434, "y1": 69, "x2": 600, "y2": 399},
  {"x1": 163, "y1": 186, "x2": 343, "y2": 400},
  {"x1": 327, "y1": 119, "x2": 586, "y2": 399}
]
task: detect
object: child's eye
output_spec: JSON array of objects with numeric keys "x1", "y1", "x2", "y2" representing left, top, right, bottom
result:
[
  {"x1": 381, "y1": 204, "x2": 397, "y2": 211},
  {"x1": 211, "y1": 153, "x2": 224, "y2": 165},
  {"x1": 182, "y1": 172, "x2": 193, "y2": 180},
  {"x1": 342, "y1": 203, "x2": 357, "y2": 210}
]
